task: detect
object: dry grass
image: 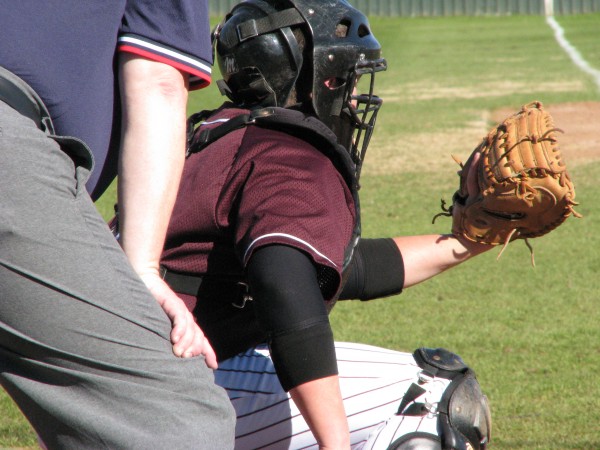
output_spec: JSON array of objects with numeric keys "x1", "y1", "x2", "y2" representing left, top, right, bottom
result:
[{"x1": 363, "y1": 100, "x2": 600, "y2": 178}]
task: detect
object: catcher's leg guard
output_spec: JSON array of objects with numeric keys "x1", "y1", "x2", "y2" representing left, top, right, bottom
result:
[
  {"x1": 387, "y1": 432, "x2": 442, "y2": 450},
  {"x1": 371, "y1": 348, "x2": 491, "y2": 450}
]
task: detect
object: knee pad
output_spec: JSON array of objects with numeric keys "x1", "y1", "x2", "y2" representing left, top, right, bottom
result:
[
  {"x1": 369, "y1": 348, "x2": 492, "y2": 450},
  {"x1": 408, "y1": 348, "x2": 491, "y2": 450}
]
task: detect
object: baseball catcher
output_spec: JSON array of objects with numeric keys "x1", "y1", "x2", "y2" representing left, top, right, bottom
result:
[
  {"x1": 434, "y1": 101, "x2": 581, "y2": 264},
  {"x1": 112, "y1": 0, "x2": 494, "y2": 448}
]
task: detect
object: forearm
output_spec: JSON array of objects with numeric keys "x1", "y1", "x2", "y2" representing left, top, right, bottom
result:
[
  {"x1": 289, "y1": 376, "x2": 350, "y2": 450},
  {"x1": 115, "y1": 55, "x2": 214, "y2": 362},
  {"x1": 117, "y1": 54, "x2": 188, "y2": 275},
  {"x1": 395, "y1": 234, "x2": 490, "y2": 287}
]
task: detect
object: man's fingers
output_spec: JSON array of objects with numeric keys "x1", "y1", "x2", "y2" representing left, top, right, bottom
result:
[
  {"x1": 140, "y1": 273, "x2": 217, "y2": 366},
  {"x1": 173, "y1": 320, "x2": 219, "y2": 368},
  {"x1": 199, "y1": 338, "x2": 218, "y2": 369},
  {"x1": 171, "y1": 314, "x2": 191, "y2": 357},
  {"x1": 171, "y1": 310, "x2": 198, "y2": 356}
]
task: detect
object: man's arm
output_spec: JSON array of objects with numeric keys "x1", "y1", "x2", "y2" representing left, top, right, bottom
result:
[
  {"x1": 340, "y1": 234, "x2": 490, "y2": 300},
  {"x1": 341, "y1": 153, "x2": 490, "y2": 299},
  {"x1": 398, "y1": 151, "x2": 489, "y2": 287},
  {"x1": 247, "y1": 245, "x2": 350, "y2": 449},
  {"x1": 395, "y1": 233, "x2": 490, "y2": 287},
  {"x1": 117, "y1": 54, "x2": 216, "y2": 366}
]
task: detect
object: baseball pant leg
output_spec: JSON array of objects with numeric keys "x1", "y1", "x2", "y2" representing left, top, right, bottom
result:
[{"x1": 215, "y1": 342, "x2": 426, "y2": 450}]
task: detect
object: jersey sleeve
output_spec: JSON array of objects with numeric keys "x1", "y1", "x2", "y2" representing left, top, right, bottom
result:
[
  {"x1": 233, "y1": 129, "x2": 356, "y2": 298},
  {"x1": 118, "y1": 0, "x2": 212, "y2": 89}
]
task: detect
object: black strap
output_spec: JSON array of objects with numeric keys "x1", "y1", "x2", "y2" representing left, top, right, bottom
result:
[
  {"x1": 186, "y1": 108, "x2": 279, "y2": 157},
  {"x1": 160, "y1": 266, "x2": 204, "y2": 297},
  {"x1": 236, "y1": 8, "x2": 305, "y2": 42},
  {"x1": 0, "y1": 67, "x2": 54, "y2": 133},
  {"x1": 160, "y1": 267, "x2": 252, "y2": 309},
  {"x1": 396, "y1": 383, "x2": 427, "y2": 415},
  {"x1": 189, "y1": 113, "x2": 251, "y2": 156}
]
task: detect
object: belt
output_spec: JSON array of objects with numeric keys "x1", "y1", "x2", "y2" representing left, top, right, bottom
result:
[
  {"x1": 160, "y1": 266, "x2": 253, "y2": 309},
  {"x1": 0, "y1": 66, "x2": 94, "y2": 171},
  {"x1": 160, "y1": 266, "x2": 204, "y2": 297},
  {"x1": 0, "y1": 66, "x2": 54, "y2": 133}
]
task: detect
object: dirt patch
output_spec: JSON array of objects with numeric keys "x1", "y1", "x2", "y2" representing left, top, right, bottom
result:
[
  {"x1": 492, "y1": 101, "x2": 600, "y2": 167},
  {"x1": 363, "y1": 101, "x2": 600, "y2": 176}
]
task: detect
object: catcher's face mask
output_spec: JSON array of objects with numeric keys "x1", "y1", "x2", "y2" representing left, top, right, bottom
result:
[{"x1": 330, "y1": 58, "x2": 386, "y2": 182}]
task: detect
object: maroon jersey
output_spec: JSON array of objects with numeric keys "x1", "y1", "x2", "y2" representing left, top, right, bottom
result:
[{"x1": 161, "y1": 105, "x2": 356, "y2": 359}]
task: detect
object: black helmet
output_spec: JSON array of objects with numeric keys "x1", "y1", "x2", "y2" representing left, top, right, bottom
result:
[{"x1": 214, "y1": 0, "x2": 387, "y2": 178}]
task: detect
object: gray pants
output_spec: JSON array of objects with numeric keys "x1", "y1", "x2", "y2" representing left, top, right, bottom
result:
[{"x1": 0, "y1": 101, "x2": 235, "y2": 449}]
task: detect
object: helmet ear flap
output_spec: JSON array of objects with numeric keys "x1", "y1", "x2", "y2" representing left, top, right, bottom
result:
[{"x1": 217, "y1": 67, "x2": 277, "y2": 106}]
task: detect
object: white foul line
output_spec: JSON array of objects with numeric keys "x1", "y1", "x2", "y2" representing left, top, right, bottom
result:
[{"x1": 545, "y1": 15, "x2": 600, "y2": 92}]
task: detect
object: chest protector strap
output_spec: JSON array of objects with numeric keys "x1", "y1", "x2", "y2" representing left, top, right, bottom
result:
[{"x1": 186, "y1": 106, "x2": 361, "y2": 270}]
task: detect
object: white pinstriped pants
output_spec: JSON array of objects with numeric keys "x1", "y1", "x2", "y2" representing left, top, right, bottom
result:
[{"x1": 215, "y1": 342, "x2": 451, "y2": 450}]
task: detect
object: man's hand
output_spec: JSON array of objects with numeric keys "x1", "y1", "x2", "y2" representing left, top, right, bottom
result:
[{"x1": 140, "y1": 271, "x2": 218, "y2": 368}]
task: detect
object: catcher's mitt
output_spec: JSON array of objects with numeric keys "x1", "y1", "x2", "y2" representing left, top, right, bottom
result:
[{"x1": 434, "y1": 101, "x2": 581, "y2": 263}]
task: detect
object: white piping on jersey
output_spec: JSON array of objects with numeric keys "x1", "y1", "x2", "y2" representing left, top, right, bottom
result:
[
  {"x1": 118, "y1": 36, "x2": 212, "y2": 74},
  {"x1": 244, "y1": 233, "x2": 338, "y2": 268},
  {"x1": 201, "y1": 118, "x2": 231, "y2": 126}
]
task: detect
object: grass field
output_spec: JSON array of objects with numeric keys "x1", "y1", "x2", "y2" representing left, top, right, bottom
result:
[{"x1": 2, "y1": 12, "x2": 599, "y2": 450}]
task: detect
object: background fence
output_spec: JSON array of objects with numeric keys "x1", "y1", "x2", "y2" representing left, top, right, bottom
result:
[{"x1": 208, "y1": 0, "x2": 600, "y2": 16}]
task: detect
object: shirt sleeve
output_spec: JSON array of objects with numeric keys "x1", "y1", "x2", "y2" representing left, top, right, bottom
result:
[{"x1": 118, "y1": 0, "x2": 212, "y2": 89}]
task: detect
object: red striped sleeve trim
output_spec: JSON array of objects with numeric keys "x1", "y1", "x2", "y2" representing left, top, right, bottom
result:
[{"x1": 118, "y1": 37, "x2": 211, "y2": 90}]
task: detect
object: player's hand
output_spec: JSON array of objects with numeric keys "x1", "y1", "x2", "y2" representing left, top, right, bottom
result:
[
  {"x1": 452, "y1": 152, "x2": 492, "y2": 254},
  {"x1": 455, "y1": 151, "x2": 481, "y2": 213},
  {"x1": 139, "y1": 271, "x2": 218, "y2": 368}
]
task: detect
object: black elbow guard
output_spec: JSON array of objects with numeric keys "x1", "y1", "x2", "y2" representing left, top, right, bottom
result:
[{"x1": 269, "y1": 319, "x2": 338, "y2": 392}]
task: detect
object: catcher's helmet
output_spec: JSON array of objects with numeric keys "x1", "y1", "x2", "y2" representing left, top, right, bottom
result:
[{"x1": 214, "y1": 0, "x2": 387, "y2": 179}]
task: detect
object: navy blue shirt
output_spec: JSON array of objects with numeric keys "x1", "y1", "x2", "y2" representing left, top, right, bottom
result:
[{"x1": 0, "y1": 0, "x2": 212, "y2": 200}]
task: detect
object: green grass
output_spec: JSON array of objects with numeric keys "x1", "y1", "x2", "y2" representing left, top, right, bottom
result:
[
  {"x1": 374, "y1": 15, "x2": 600, "y2": 138},
  {"x1": 341, "y1": 163, "x2": 600, "y2": 449},
  {"x1": 3, "y1": 13, "x2": 600, "y2": 449}
]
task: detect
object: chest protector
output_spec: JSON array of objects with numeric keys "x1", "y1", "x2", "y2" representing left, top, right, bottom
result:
[{"x1": 186, "y1": 106, "x2": 361, "y2": 271}]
